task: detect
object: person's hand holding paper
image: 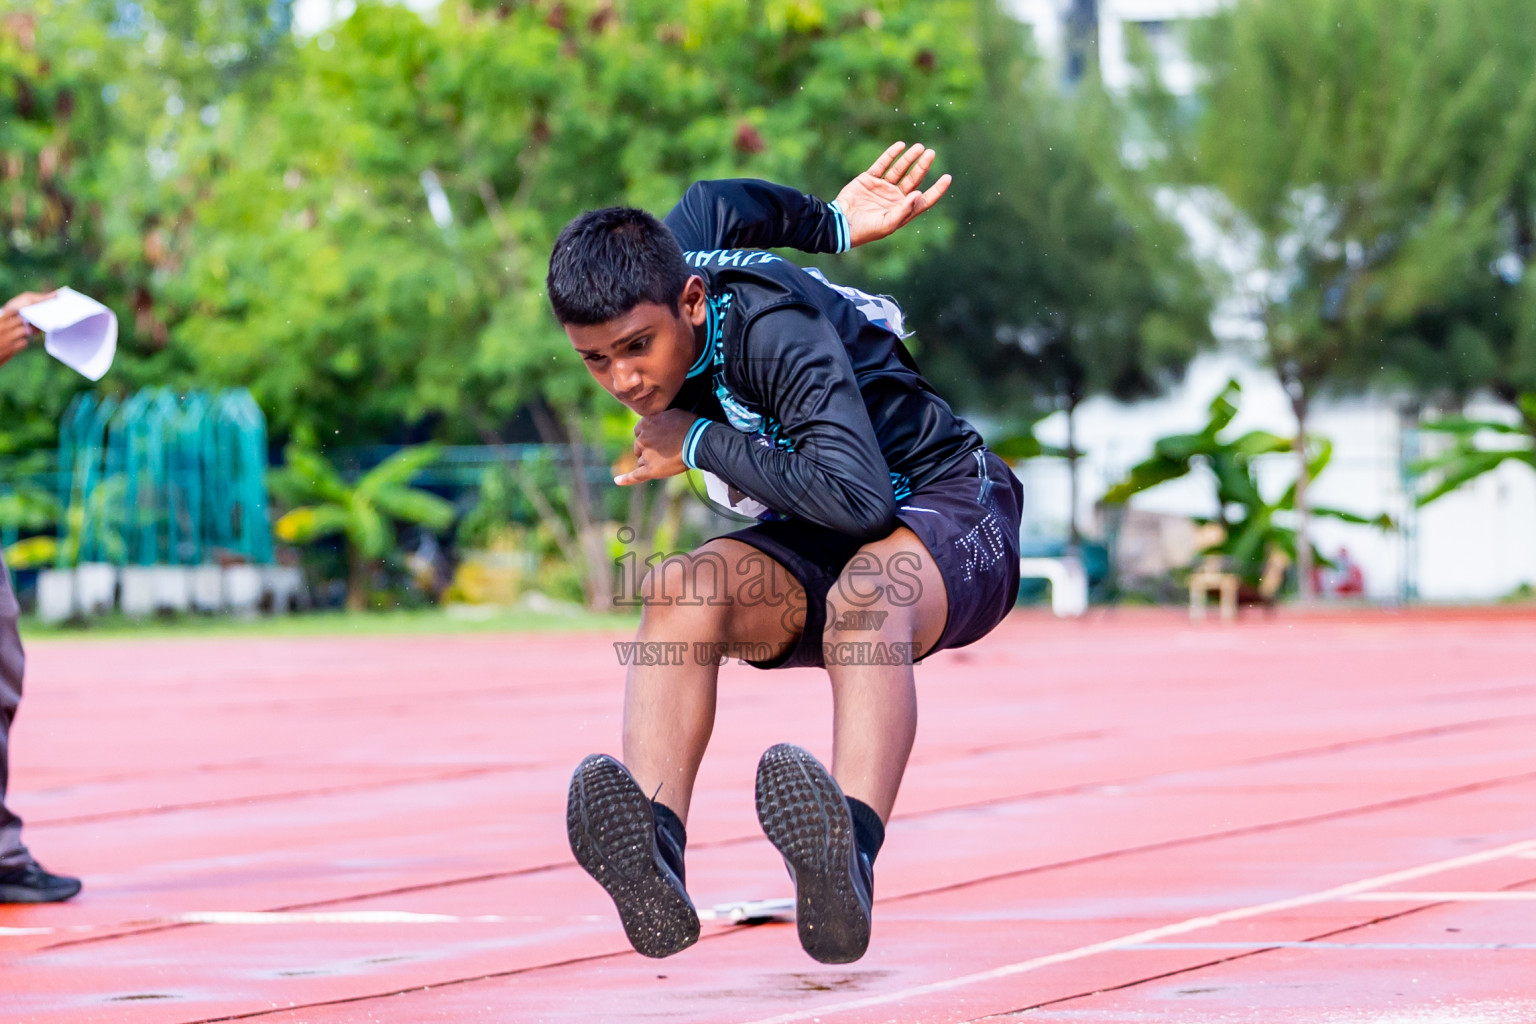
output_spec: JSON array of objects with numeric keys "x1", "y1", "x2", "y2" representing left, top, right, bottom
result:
[
  {"x1": 13, "y1": 287, "x2": 117, "y2": 381},
  {"x1": 0, "y1": 291, "x2": 55, "y2": 370}
]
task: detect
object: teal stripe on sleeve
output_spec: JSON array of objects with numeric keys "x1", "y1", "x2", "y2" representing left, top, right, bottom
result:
[
  {"x1": 682, "y1": 419, "x2": 711, "y2": 469},
  {"x1": 829, "y1": 199, "x2": 851, "y2": 253}
]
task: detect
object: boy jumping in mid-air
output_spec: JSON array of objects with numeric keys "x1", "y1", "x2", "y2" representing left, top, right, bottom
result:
[{"x1": 549, "y1": 143, "x2": 1022, "y2": 964}]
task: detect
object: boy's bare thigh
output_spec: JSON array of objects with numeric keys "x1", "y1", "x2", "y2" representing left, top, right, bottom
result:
[
  {"x1": 645, "y1": 538, "x2": 808, "y2": 662},
  {"x1": 824, "y1": 526, "x2": 949, "y2": 659}
]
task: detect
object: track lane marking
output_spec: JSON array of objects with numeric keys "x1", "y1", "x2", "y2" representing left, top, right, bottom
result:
[
  {"x1": 26, "y1": 763, "x2": 546, "y2": 828},
  {"x1": 1122, "y1": 941, "x2": 1536, "y2": 950},
  {"x1": 735, "y1": 837, "x2": 1536, "y2": 1024},
  {"x1": 970, "y1": 876, "x2": 1536, "y2": 1021},
  {"x1": 1348, "y1": 890, "x2": 1536, "y2": 901},
  {"x1": 30, "y1": 769, "x2": 1536, "y2": 959}
]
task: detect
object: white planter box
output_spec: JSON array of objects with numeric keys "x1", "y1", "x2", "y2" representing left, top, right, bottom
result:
[
  {"x1": 151, "y1": 566, "x2": 191, "y2": 614},
  {"x1": 262, "y1": 565, "x2": 305, "y2": 613},
  {"x1": 190, "y1": 564, "x2": 225, "y2": 612},
  {"x1": 75, "y1": 563, "x2": 117, "y2": 616},
  {"x1": 36, "y1": 569, "x2": 75, "y2": 624},
  {"x1": 120, "y1": 566, "x2": 157, "y2": 617},
  {"x1": 223, "y1": 565, "x2": 262, "y2": 615}
]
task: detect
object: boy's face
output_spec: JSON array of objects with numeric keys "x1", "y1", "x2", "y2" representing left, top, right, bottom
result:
[{"x1": 565, "y1": 276, "x2": 709, "y2": 418}]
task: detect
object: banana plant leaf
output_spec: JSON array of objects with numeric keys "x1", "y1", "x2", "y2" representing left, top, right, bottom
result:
[
  {"x1": 1417, "y1": 416, "x2": 1525, "y2": 436},
  {"x1": 1106, "y1": 382, "x2": 1389, "y2": 591},
  {"x1": 272, "y1": 444, "x2": 456, "y2": 604},
  {"x1": 273, "y1": 445, "x2": 350, "y2": 505},
  {"x1": 357, "y1": 444, "x2": 444, "y2": 498},
  {"x1": 372, "y1": 485, "x2": 455, "y2": 531},
  {"x1": 1412, "y1": 397, "x2": 1536, "y2": 507},
  {"x1": 1102, "y1": 454, "x2": 1190, "y2": 504},
  {"x1": 1415, "y1": 448, "x2": 1535, "y2": 506},
  {"x1": 274, "y1": 504, "x2": 351, "y2": 544},
  {"x1": 1312, "y1": 506, "x2": 1396, "y2": 529},
  {"x1": 3, "y1": 536, "x2": 57, "y2": 570}
]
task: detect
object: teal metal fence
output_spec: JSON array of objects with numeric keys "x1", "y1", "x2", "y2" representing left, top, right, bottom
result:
[
  {"x1": 55, "y1": 388, "x2": 273, "y2": 567},
  {"x1": 7, "y1": 420, "x2": 612, "y2": 570}
]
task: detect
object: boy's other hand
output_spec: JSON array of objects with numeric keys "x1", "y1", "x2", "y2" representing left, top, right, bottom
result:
[
  {"x1": 0, "y1": 291, "x2": 55, "y2": 369},
  {"x1": 835, "y1": 142, "x2": 951, "y2": 248},
  {"x1": 615, "y1": 410, "x2": 698, "y2": 486}
]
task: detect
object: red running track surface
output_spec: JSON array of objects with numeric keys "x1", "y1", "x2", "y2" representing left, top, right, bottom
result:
[{"x1": 2, "y1": 609, "x2": 1534, "y2": 1023}]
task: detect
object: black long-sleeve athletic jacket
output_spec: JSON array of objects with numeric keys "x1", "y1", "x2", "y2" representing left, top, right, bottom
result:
[{"x1": 663, "y1": 178, "x2": 984, "y2": 541}]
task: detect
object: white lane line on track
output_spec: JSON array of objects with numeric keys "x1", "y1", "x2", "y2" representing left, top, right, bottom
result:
[
  {"x1": 1348, "y1": 891, "x2": 1536, "y2": 901},
  {"x1": 1, "y1": 911, "x2": 611, "y2": 935},
  {"x1": 735, "y1": 837, "x2": 1536, "y2": 1024},
  {"x1": 176, "y1": 911, "x2": 503, "y2": 924},
  {"x1": 1124, "y1": 941, "x2": 1536, "y2": 950}
]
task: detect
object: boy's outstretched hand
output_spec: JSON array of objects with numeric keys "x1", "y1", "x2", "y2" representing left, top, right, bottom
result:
[{"x1": 835, "y1": 142, "x2": 951, "y2": 249}]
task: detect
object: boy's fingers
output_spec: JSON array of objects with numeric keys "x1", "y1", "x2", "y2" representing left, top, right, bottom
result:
[
  {"x1": 899, "y1": 149, "x2": 937, "y2": 193},
  {"x1": 884, "y1": 143, "x2": 924, "y2": 183},
  {"x1": 867, "y1": 142, "x2": 906, "y2": 179},
  {"x1": 916, "y1": 174, "x2": 952, "y2": 211},
  {"x1": 616, "y1": 453, "x2": 659, "y2": 486}
]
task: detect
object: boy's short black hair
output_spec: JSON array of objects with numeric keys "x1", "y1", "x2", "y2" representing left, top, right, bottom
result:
[{"x1": 547, "y1": 206, "x2": 691, "y2": 325}]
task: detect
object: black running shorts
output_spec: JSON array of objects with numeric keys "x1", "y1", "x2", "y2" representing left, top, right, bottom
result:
[{"x1": 724, "y1": 449, "x2": 1023, "y2": 670}]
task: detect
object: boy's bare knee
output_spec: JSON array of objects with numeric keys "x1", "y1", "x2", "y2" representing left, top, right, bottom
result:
[{"x1": 639, "y1": 546, "x2": 739, "y2": 637}]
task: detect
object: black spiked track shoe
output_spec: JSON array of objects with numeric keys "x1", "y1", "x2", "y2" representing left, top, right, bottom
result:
[
  {"x1": 566, "y1": 754, "x2": 699, "y2": 958},
  {"x1": 755, "y1": 743, "x2": 873, "y2": 964}
]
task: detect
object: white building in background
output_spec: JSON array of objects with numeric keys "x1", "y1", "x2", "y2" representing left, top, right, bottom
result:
[
  {"x1": 1006, "y1": 0, "x2": 1213, "y2": 93},
  {"x1": 999, "y1": 0, "x2": 1536, "y2": 601}
]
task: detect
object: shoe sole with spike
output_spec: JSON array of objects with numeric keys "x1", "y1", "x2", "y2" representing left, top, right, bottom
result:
[
  {"x1": 755, "y1": 743, "x2": 871, "y2": 964},
  {"x1": 566, "y1": 754, "x2": 699, "y2": 958}
]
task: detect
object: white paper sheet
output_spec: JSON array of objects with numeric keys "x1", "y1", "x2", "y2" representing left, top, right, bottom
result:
[{"x1": 16, "y1": 286, "x2": 117, "y2": 381}]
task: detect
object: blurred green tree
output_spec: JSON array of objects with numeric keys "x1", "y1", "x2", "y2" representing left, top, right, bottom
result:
[
  {"x1": 171, "y1": 0, "x2": 984, "y2": 606},
  {"x1": 2, "y1": 5, "x2": 131, "y2": 451},
  {"x1": 1, "y1": 0, "x2": 297, "y2": 449},
  {"x1": 901, "y1": 2, "x2": 1213, "y2": 542},
  {"x1": 173, "y1": 0, "x2": 983, "y2": 441},
  {"x1": 0, "y1": 452, "x2": 58, "y2": 550},
  {"x1": 1133, "y1": 0, "x2": 1536, "y2": 594}
]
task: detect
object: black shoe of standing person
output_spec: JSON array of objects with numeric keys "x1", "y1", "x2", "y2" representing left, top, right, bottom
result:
[
  {"x1": 566, "y1": 754, "x2": 699, "y2": 958},
  {"x1": 755, "y1": 743, "x2": 881, "y2": 964},
  {"x1": 0, "y1": 862, "x2": 82, "y2": 904}
]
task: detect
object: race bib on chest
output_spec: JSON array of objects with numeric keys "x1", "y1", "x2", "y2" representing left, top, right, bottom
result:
[{"x1": 701, "y1": 470, "x2": 772, "y2": 520}]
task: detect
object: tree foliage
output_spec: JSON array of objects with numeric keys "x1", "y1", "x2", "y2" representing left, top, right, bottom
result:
[
  {"x1": 168, "y1": 0, "x2": 983, "y2": 445},
  {"x1": 1, "y1": 0, "x2": 296, "y2": 450},
  {"x1": 1180, "y1": 0, "x2": 1536, "y2": 396},
  {"x1": 903, "y1": 3, "x2": 1212, "y2": 419},
  {"x1": 1129, "y1": 0, "x2": 1536, "y2": 592}
]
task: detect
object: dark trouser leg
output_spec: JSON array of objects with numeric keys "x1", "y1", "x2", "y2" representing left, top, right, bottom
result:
[{"x1": 0, "y1": 552, "x2": 31, "y2": 871}]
